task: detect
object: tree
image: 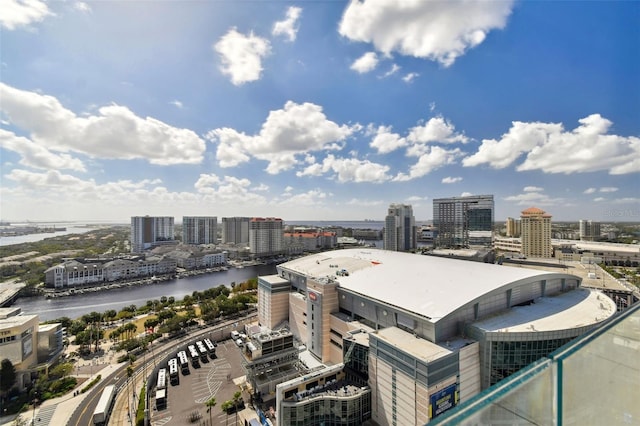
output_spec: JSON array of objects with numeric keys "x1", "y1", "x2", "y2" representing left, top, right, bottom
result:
[
  {"x1": 0, "y1": 359, "x2": 16, "y2": 395},
  {"x1": 205, "y1": 397, "x2": 217, "y2": 425}
]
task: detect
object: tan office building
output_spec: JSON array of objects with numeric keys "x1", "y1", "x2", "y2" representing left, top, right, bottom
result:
[{"x1": 520, "y1": 207, "x2": 552, "y2": 258}]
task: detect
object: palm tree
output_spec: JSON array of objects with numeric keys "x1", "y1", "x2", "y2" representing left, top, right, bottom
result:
[
  {"x1": 205, "y1": 397, "x2": 216, "y2": 425},
  {"x1": 232, "y1": 390, "x2": 242, "y2": 425}
]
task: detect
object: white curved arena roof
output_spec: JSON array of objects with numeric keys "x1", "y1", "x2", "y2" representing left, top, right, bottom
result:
[{"x1": 278, "y1": 248, "x2": 575, "y2": 322}]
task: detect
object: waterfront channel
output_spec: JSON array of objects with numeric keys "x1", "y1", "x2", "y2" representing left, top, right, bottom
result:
[{"x1": 12, "y1": 264, "x2": 277, "y2": 322}]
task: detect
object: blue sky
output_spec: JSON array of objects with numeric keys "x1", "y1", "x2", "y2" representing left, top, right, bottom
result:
[{"x1": 1, "y1": 0, "x2": 638, "y2": 223}]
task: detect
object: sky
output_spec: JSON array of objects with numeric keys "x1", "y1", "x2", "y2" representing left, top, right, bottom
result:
[{"x1": 1, "y1": 0, "x2": 639, "y2": 223}]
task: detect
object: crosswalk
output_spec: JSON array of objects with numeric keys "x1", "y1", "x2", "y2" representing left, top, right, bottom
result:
[{"x1": 33, "y1": 404, "x2": 57, "y2": 426}]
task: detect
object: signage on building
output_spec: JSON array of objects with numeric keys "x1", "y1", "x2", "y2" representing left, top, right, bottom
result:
[
  {"x1": 429, "y1": 384, "x2": 457, "y2": 418},
  {"x1": 308, "y1": 291, "x2": 318, "y2": 302}
]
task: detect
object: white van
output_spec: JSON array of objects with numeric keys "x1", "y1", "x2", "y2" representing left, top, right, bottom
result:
[
  {"x1": 235, "y1": 338, "x2": 244, "y2": 347},
  {"x1": 231, "y1": 330, "x2": 240, "y2": 340}
]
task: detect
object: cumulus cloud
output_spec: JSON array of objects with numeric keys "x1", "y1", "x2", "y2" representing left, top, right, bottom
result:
[
  {"x1": 214, "y1": 28, "x2": 271, "y2": 85},
  {"x1": 407, "y1": 116, "x2": 468, "y2": 150},
  {"x1": 2, "y1": 169, "x2": 269, "y2": 219},
  {"x1": 369, "y1": 125, "x2": 406, "y2": 154},
  {"x1": 297, "y1": 154, "x2": 391, "y2": 183},
  {"x1": 339, "y1": 0, "x2": 513, "y2": 67},
  {"x1": 1, "y1": 0, "x2": 53, "y2": 30},
  {"x1": 193, "y1": 173, "x2": 266, "y2": 204},
  {"x1": 394, "y1": 146, "x2": 462, "y2": 181},
  {"x1": 280, "y1": 189, "x2": 329, "y2": 206},
  {"x1": 463, "y1": 114, "x2": 640, "y2": 174},
  {"x1": 0, "y1": 129, "x2": 86, "y2": 172},
  {"x1": 272, "y1": 6, "x2": 302, "y2": 42},
  {"x1": 584, "y1": 187, "x2": 597, "y2": 194},
  {"x1": 350, "y1": 51, "x2": 379, "y2": 73},
  {"x1": 206, "y1": 101, "x2": 355, "y2": 173},
  {"x1": 442, "y1": 176, "x2": 462, "y2": 184},
  {"x1": 0, "y1": 83, "x2": 206, "y2": 165},
  {"x1": 170, "y1": 100, "x2": 184, "y2": 109}
]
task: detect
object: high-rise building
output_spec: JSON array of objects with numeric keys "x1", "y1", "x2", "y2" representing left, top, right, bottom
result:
[
  {"x1": 221, "y1": 217, "x2": 250, "y2": 244},
  {"x1": 182, "y1": 216, "x2": 217, "y2": 245},
  {"x1": 520, "y1": 207, "x2": 552, "y2": 258},
  {"x1": 130, "y1": 216, "x2": 175, "y2": 253},
  {"x1": 383, "y1": 203, "x2": 416, "y2": 251},
  {"x1": 249, "y1": 217, "x2": 284, "y2": 257},
  {"x1": 579, "y1": 220, "x2": 601, "y2": 241},
  {"x1": 433, "y1": 195, "x2": 494, "y2": 248},
  {"x1": 505, "y1": 217, "x2": 520, "y2": 237}
]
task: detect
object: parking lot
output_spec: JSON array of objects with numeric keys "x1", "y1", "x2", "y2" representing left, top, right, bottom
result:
[{"x1": 150, "y1": 338, "x2": 251, "y2": 426}]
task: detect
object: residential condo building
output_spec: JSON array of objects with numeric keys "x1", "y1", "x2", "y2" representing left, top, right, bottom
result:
[
  {"x1": 182, "y1": 216, "x2": 217, "y2": 245},
  {"x1": 249, "y1": 217, "x2": 284, "y2": 257},
  {"x1": 130, "y1": 216, "x2": 175, "y2": 253},
  {"x1": 579, "y1": 219, "x2": 601, "y2": 242},
  {"x1": 433, "y1": 195, "x2": 494, "y2": 248},
  {"x1": 221, "y1": 217, "x2": 250, "y2": 244},
  {"x1": 383, "y1": 203, "x2": 416, "y2": 251}
]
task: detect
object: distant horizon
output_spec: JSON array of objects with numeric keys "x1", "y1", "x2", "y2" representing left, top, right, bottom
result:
[{"x1": 2, "y1": 217, "x2": 640, "y2": 226}]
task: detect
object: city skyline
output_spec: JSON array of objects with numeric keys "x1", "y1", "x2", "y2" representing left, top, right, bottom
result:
[{"x1": 1, "y1": 1, "x2": 638, "y2": 223}]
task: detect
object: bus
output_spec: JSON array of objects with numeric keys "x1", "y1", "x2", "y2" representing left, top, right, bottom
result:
[
  {"x1": 92, "y1": 384, "x2": 116, "y2": 425},
  {"x1": 196, "y1": 340, "x2": 208, "y2": 363},
  {"x1": 168, "y1": 358, "x2": 179, "y2": 385},
  {"x1": 156, "y1": 368, "x2": 167, "y2": 409},
  {"x1": 178, "y1": 350, "x2": 190, "y2": 374},
  {"x1": 204, "y1": 338, "x2": 216, "y2": 358},
  {"x1": 188, "y1": 344, "x2": 200, "y2": 367}
]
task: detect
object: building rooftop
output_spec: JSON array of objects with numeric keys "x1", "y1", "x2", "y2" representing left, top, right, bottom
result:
[
  {"x1": 472, "y1": 287, "x2": 617, "y2": 333},
  {"x1": 278, "y1": 248, "x2": 571, "y2": 323},
  {"x1": 375, "y1": 326, "x2": 453, "y2": 363}
]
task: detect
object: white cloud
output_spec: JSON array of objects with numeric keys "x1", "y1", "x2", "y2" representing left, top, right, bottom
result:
[
  {"x1": 593, "y1": 197, "x2": 606, "y2": 202},
  {"x1": 2, "y1": 169, "x2": 268, "y2": 218},
  {"x1": 170, "y1": 100, "x2": 184, "y2": 109},
  {"x1": 74, "y1": 2, "x2": 91, "y2": 13},
  {"x1": 1, "y1": 0, "x2": 53, "y2": 30},
  {"x1": 214, "y1": 28, "x2": 271, "y2": 85},
  {"x1": 403, "y1": 72, "x2": 419, "y2": 83},
  {"x1": 339, "y1": 0, "x2": 513, "y2": 67},
  {"x1": 193, "y1": 174, "x2": 267, "y2": 205},
  {"x1": 369, "y1": 125, "x2": 406, "y2": 154},
  {"x1": 0, "y1": 129, "x2": 86, "y2": 171},
  {"x1": 504, "y1": 190, "x2": 563, "y2": 206},
  {"x1": 460, "y1": 192, "x2": 473, "y2": 197},
  {"x1": 297, "y1": 154, "x2": 391, "y2": 183},
  {"x1": 381, "y1": 64, "x2": 400, "y2": 78},
  {"x1": 280, "y1": 189, "x2": 328, "y2": 206},
  {"x1": 207, "y1": 101, "x2": 355, "y2": 173},
  {"x1": 463, "y1": 114, "x2": 640, "y2": 174},
  {"x1": 272, "y1": 6, "x2": 302, "y2": 42},
  {"x1": 442, "y1": 176, "x2": 462, "y2": 184},
  {"x1": 407, "y1": 116, "x2": 468, "y2": 148},
  {"x1": 394, "y1": 146, "x2": 462, "y2": 181},
  {"x1": 524, "y1": 186, "x2": 543, "y2": 192},
  {"x1": 0, "y1": 83, "x2": 206, "y2": 165},
  {"x1": 584, "y1": 187, "x2": 597, "y2": 194},
  {"x1": 599, "y1": 187, "x2": 618, "y2": 193},
  {"x1": 350, "y1": 52, "x2": 379, "y2": 73}
]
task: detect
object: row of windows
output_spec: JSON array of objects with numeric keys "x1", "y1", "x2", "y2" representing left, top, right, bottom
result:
[{"x1": 0, "y1": 335, "x2": 16, "y2": 344}]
